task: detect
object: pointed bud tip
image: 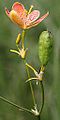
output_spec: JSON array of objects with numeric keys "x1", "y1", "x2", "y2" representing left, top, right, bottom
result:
[
  {"x1": 5, "y1": 7, "x2": 8, "y2": 12},
  {"x1": 5, "y1": 7, "x2": 10, "y2": 16},
  {"x1": 5, "y1": 7, "x2": 7, "y2": 12},
  {"x1": 47, "y1": 11, "x2": 49, "y2": 16}
]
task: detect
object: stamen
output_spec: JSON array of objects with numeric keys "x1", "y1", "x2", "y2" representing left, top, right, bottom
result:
[{"x1": 28, "y1": 5, "x2": 34, "y2": 15}]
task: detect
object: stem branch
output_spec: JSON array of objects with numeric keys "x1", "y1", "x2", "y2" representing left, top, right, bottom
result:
[
  {"x1": 24, "y1": 60, "x2": 36, "y2": 108},
  {"x1": 26, "y1": 63, "x2": 36, "y2": 107},
  {"x1": 0, "y1": 96, "x2": 33, "y2": 114}
]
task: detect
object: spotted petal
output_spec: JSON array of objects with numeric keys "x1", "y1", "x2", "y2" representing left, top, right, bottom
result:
[
  {"x1": 27, "y1": 10, "x2": 40, "y2": 22},
  {"x1": 12, "y1": 2, "x2": 27, "y2": 17},
  {"x1": 26, "y1": 12, "x2": 49, "y2": 29},
  {"x1": 26, "y1": 10, "x2": 40, "y2": 26},
  {"x1": 9, "y1": 10, "x2": 26, "y2": 29},
  {"x1": 5, "y1": 2, "x2": 27, "y2": 18},
  {"x1": 12, "y1": 2, "x2": 25, "y2": 13},
  {"x1": 5, "y1": 2, "x2": 27, "y2": 29}
]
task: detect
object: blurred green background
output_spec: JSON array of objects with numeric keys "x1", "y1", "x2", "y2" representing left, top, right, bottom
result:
[{"x1": 0, "y1": 0, "x2": 60, "y2": 120}]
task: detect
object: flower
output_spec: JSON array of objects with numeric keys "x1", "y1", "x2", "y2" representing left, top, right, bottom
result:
[{"x1": 5, "y1": 2, "x2": 49, "y2": 29}]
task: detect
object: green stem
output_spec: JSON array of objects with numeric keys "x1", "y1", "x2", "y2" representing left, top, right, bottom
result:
[
  {"x1": 24, "y1": 60, "x2": 36, "y2": 108},
  {"x1": 21, "y1": 29, "x2": 36, "y2": 108},
  {"x1": 26, "y1": 63, "x2": 37, "y2": 74},
  {"x1": 22, "y1": 30, "x2": 26, "y2": 49},
  {"x1": 26, "y1": 64, "x2": 36, "y2": 107},
  {"x1": 37, "y1": 115, "x2": 40, "y2": 120},
  {"x1": 39, "y1": 81, "x2": 44, "y2": 115},
  {"x1": 0, "y1": 96, "x2": 33, "y2": 114}
]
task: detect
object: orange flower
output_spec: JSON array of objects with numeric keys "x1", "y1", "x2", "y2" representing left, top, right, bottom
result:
[{"x1": 5, "y1": 2, "x2": 49, "y2": 29}]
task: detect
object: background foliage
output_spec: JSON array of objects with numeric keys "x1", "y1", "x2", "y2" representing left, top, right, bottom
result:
[{"x1": 0, "y1": 0, "x2": 60, "y2": 120}]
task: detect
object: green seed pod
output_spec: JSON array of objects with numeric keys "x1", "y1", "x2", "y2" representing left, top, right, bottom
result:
[{"x1": 39, "y1": 31, "x2": 53, "y2": 66}]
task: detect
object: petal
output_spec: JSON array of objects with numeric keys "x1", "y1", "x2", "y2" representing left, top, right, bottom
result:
[
  {"x1": 9, "y1": 10, "x2": 26, "y2": 29},
  {"x1": 26, "y1": 12, "x2": 49, "y2": 29},
  {"x1": 12, "y1": 2, "x2": 25, "y2": 13},
  {"x1": 12, "y1": 2, "x2": 27, "y2": 19},
  {"x1": 33, "y1": 12, "x2": 49, "y2": 25},
  {"x1": 26, "y1": 10, "x2": 40, "y2": 25},
  {"x1": 5, "y1": 7, "x2": 10, "y2": 17}
]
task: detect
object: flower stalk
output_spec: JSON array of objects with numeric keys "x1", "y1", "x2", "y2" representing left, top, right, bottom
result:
[
  {"x1": 0, "y1": 96, "x2": 33, "y2": 114},
  {"x1": 21, "y1": 30, "x2": 37, "y2": 112},
  {"x1": 21, "y1": 30, "x2": 26, "y2": 49}
]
